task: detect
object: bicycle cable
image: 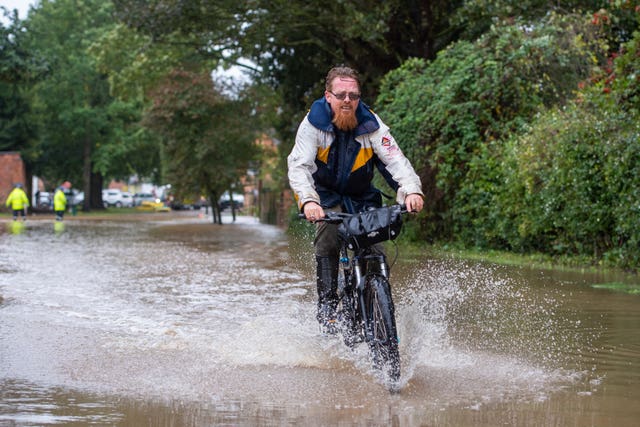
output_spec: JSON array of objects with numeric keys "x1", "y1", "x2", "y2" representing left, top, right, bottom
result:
[{"x1": 387, "y1": 225, "x2": 401, "y2": 270}]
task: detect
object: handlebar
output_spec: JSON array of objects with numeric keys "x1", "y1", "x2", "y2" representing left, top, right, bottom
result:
[{"x1": 298, "y1": 204, "x2": 410, "y2": 224}]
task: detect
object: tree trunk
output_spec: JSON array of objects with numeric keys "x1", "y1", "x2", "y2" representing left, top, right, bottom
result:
[
  {"x1": 89, "y1": 172, "x2": 104, "y2": 210},
  {"x1": 229, "y1": 190, "x2": 236, "y2": 222},
  {"x1": 208, "y1": 191, "x2": 222, "y2": 224}
]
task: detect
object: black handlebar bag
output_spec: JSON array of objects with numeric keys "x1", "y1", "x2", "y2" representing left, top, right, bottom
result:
[{"x1": 338, "y1": 205, "x2": 403, "y2": 250}]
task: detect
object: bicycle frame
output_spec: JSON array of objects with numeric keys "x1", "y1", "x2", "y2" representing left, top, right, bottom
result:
[
  {"x1": 339, "y1": 245, "x2": 385, "y2": 329},
  {"x1": 301, "y1": 205, "x2": 406, "y2": 387}
]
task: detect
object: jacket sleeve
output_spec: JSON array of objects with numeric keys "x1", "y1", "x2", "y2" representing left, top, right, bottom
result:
[
  {"x1": 287, "y1": 116, "x2": 321, "y2": 210},
  {"x1": 369, "y1": 115, "x2": 424, "y2": 204}
]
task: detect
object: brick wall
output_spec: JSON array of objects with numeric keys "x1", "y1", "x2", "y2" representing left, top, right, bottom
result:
[{"x1": 0, "y1": 152, "x2": 26, "y2": 211}]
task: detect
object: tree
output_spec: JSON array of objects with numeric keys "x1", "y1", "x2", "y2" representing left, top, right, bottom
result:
[
  {"x1": 452, "y1": 0, "x2": 606, "y2": 41},
  {"x1": 143, "y1": 69, "x2": 259, "y2": 224},
  {"x1": 1, "y1": 12, "x2": 47, "y2": 200},
  {"x1": 90, "y1": 22, "x2": 202, "y2": 101},
  {"x1": 110, "y1": 1, "x2": 469, "y2": 151},
  {"x1": 24, "y1": 0, "x2": 160, "y2": 210},
  {"x1": 496, "y1": 27, "x2": 640, "y2": 268}
]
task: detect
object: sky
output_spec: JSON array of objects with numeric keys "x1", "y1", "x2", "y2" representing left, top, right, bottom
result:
[{"x1": 0, "y1": 0, "x2": 33, "y2": 19}]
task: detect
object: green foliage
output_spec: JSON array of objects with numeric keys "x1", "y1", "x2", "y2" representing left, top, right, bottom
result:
[
  {"x1": 0, "y1": 15, "x2": 43, "y2": 152},
  {"x1": 111, "y1": 0, "x2": 470, "y2": 182},
  {"x1": 452, "y1": 0, "x2": 606, "y2": 41},
  {"x1": 377, "y1": 12, "x2": 608, "y2": 241},
  {"x1": 403, "y1": 24, "x2": 640, "y2": 269},
  {"x1": 22, "y1": 0, "x2": 160, "y2": 209},
  {"x1": 143, "y1": 69, "x2": 259, "y2": 205},
  {"x1": 6, "y1": 0, "x2": 640, "y2": 269},
  {"x1": 24, "y1": 0, "x2": 111, "y2": 190},
  {"x1": 92, "y1": 99, "x2": 161, "y2": 181},
  {"x1": 90, "y1": 23, "x2": 213, "y2": 101},
  {"x1": 491, "y1": 30, "x2": 640, "y2": 269},
  {"x1": 113, "y1": 0, "x2": 465, "y2": 98}
]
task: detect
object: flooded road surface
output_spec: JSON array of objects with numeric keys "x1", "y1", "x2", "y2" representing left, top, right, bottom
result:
[{"x1": 1, "y1": 213, "x2": 639, "y2": 426}]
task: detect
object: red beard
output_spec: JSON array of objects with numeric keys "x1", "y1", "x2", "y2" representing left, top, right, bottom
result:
[{"x1": 332, "y1": 109, "x2": 358, "y2": 131}]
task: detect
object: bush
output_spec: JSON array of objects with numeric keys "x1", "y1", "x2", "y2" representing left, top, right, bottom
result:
[
  {"x1": 483, "y1": 30, "x2": 640, "y2": 268},
  {"x1": 377, "y1": 13, "x2": 607, "y2": 241},
  {"x1": 378, "y1": 12, "x2": 640, "y2": 269}
]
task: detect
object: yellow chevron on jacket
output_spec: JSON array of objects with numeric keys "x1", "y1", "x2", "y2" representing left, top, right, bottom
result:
[
  {"x1": 351, "y1": 146, "x2": 373, "y2": 172},
  {"x1": 316, "y1": 146, "x2": 331, "y2": 163}
]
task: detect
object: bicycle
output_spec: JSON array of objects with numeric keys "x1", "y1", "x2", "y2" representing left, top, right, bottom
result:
[{"x1": 302, "y1": 204, "x2": 408, "y2": 389}]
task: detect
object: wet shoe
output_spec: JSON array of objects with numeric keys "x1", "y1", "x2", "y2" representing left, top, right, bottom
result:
[
  {"x1": 336, "y1": 310, "x2": 362, "y2": 346},
  {"x1": 319, "y1": 318, "x2": 338, "y2": 335},
  {"x1": 317, "y1": 302, "x2": 338, "y2": 335},
  {"x1": 341, "y1": 327, "x2": 364, "y2": 347}
]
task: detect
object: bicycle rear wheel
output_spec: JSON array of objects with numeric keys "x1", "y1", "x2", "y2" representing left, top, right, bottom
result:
[{"x1": 362, "y1": 275, "x2": 400, "y2": 384}]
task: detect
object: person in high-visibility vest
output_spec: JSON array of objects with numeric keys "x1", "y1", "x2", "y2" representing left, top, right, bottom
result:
[
  {"x1": 54, "y1": 181, "x2": 71, "y2": 221},
  {"x1": 5, "y1": 183, "x2": 29, "y2": 221}
]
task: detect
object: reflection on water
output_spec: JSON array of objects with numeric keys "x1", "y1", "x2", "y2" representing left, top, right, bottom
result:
[
  {"x1": 6, "y1": 220, "x2": 26, "y2": 235},
  {"x1": 0, "y1": 213, "x2": 639, "y2": 426},
  {"x1": 53, "y1": 221, "x2": 65, "y2": 235}
]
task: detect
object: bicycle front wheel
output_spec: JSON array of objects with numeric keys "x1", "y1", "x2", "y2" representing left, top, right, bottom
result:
[{"x1": 362, "y1": 274, "x2": 400, "y2": 383}]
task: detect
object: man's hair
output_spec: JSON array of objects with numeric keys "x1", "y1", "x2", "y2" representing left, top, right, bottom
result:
[{"x1": 325, "y1": 66, "x2": 361, "y2": 91}]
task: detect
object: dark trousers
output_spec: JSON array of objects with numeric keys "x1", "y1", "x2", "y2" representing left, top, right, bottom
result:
[
  {"x1": 313, "y1": 205, "x2": 386, "y2": 323},
  {"x1": 12, "y1": 209, "x2": 26, "y2": 220}
]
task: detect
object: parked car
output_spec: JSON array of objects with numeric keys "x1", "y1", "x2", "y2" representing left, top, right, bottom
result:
[
  {"x1": 218, "y1": 193, "x2": 244, "y2": 210},
  {"x1": 133, "y1": 192, "x2": 158, "y2": 206},
  {"x1": 36, "y1": 191, "x2": 52, "y2": 210},
  {"x1": 66, "y1": 189, "x2": 84, "y2": 206},
  {"x1": 169, "y1": 196, "x2": 205, "y2": 210},
  {"x1": 121, "y1": 192, "x2": 134, "y2": 207},
  {"x1": 102, "y1": 189, "x2": 134, "y2": 208},
  {"x1": 136, "y1": 200, "x2": 170, "y2": 212}
]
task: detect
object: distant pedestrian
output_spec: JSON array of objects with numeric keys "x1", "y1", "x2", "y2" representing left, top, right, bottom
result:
[
  {"x1": 54, "y1": 181, "x2": 71, "y2": 221},
  {"x1": 5, "y1": 183, "x2": 29, "y2": 221}
]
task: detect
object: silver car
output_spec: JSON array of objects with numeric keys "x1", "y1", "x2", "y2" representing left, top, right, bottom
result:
[{"x1": 102, "y1": 189, "x2": 134, "y2": 208}]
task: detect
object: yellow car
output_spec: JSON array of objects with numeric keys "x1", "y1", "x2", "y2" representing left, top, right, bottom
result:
[{"x1": 136, "y1": 200, "x2": 170, "y2": 212}]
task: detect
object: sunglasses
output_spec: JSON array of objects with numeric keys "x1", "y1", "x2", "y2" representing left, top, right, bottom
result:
[{"x1": 329, "y1": 91, "x2": 361, "y2": 101}]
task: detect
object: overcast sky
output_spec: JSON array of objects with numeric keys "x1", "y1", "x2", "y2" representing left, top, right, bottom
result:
[{"x1": 1, "y1": 0, "x2": 33, "y2": 21}]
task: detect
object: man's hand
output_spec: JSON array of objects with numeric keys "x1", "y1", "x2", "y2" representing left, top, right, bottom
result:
[
  {"x1": 404, "y1": 194, "x2": 424, "y2": 213},
  {"x1": 303, "y1": 202, "x2": 325, "y2": 222}
]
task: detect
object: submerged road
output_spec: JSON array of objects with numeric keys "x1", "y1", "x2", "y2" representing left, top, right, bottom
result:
[{"x1": 1, "y1": 212, "x2": 639, "y2": 426}]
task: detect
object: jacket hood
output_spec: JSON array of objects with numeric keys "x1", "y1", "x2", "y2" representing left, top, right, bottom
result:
[{"x1": 307, "y1": 97, "x2": 379, "y2": 137}]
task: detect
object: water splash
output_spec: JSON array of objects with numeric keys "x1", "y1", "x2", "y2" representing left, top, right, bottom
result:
[{"x1": 393, "y1": 257, "x2": 591, "y2": 401}]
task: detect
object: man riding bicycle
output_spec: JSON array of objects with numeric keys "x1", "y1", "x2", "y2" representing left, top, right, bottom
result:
[{"x1": 287, "y1": 65, "x2": 424, "y2": 333}]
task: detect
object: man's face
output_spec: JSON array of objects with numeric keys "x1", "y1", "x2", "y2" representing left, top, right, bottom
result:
[{"x1": 325, "y1": 77, "x2": 360, "y2": 131}]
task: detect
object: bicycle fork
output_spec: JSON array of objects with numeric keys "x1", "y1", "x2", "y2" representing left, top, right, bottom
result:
[
  {"x1": 354, "y1": 253, "x2": 389, "y2": 343},
  {"x1": 336, "y1": 252, "x2": 357, "y2": 346},
  {"x1": 338, "y1": 250, "x2": 391, "y2": 346}
]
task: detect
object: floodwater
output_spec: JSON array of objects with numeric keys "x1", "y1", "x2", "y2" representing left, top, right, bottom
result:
[{"x1": 0, "y1": 212, "x2": 639, "y2": 426}]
